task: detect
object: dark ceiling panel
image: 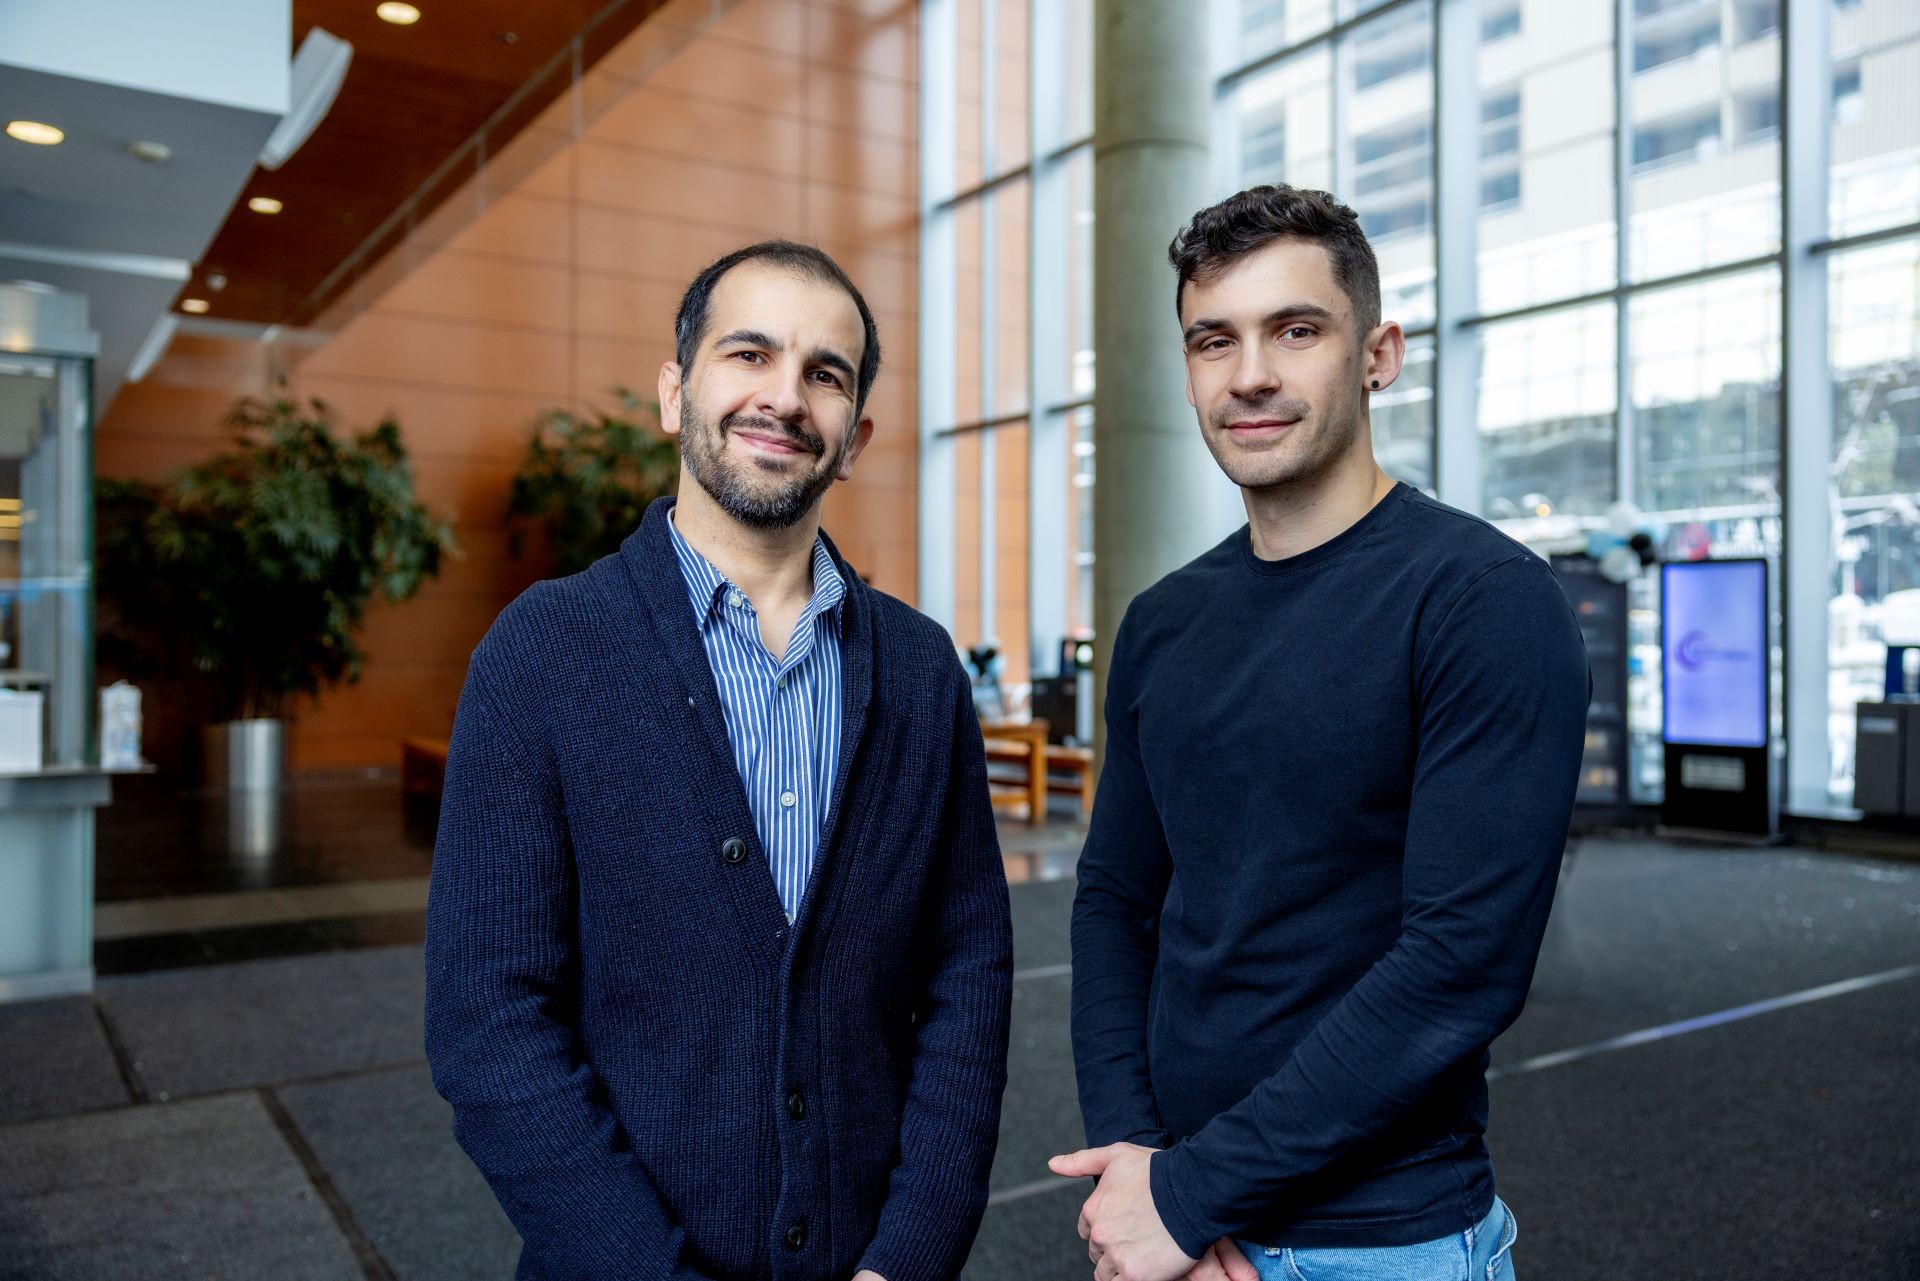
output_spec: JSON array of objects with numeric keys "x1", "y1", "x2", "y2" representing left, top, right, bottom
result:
[{"x1": 183, "y1": 0, "x2": 661, "y2": 325}]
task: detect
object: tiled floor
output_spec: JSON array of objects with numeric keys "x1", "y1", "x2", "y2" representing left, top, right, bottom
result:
[{"x1": 11, "y1": 775, "x2": 1914, "y2": 1279}]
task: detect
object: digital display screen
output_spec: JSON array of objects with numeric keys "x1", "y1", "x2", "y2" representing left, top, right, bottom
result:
[{"x1": 1662, "y1": 560, "x2": 1767, "y2": 748}]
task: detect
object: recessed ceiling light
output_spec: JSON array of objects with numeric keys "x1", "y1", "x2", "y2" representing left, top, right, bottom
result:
[
  {"x1": 376, "y1": 2, "x2": 421, "y2": 24},
  {"x1": 248, "y1": 196, "x2": 284, "y2": 214},
  {"x1": 180, "y1": 298, "x2": 210, "y2": 314},
  {"x1": 129, "y1": 140, "x2": 172, "y2": 163},
  {"x1": 6, "y1": 120, "x2": 64, "y2": 146}
]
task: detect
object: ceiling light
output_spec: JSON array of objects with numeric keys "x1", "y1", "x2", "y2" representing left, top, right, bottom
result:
[
  {"x1": 376, "y1": 2, "x2": 421, "y2": 24},
  {"x1": 128, "y1": 140, "x2": 171, "y2": 163},
  {"x1": 6, "y1": 121, "x2": 64, "y2": 146},
  {"x1": 248, "y1": 196, "x2": 284, "y2": 214},
  {"x1": 180, "y1": 298, "x2": 210, "y2": 314}
]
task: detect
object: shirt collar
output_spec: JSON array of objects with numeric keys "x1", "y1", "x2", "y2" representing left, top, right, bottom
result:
[{"x1": 667, "y1": 507, "x2": 845, "y2": 631}]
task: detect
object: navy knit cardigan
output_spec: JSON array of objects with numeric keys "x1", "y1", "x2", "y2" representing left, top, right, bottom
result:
[{"x1": 425, "y1": 497, "x2": 1014, "y2": 1281}]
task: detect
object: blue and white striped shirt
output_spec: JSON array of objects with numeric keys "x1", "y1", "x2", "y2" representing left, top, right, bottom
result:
[{"x1": 667, "y1": 511, "x2": 845, "y2": 921}]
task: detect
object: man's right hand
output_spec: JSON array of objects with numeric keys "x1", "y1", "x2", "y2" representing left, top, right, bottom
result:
[{"x1": 1182, "y1": 1237, "x2": 1258, "y2": 1281}]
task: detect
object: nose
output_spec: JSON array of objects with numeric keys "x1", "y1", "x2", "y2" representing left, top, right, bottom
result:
[
  {"x1": 1229, "y1": 344, "x2": 1278, "y2": 400},
  {"x1": 755, "y1": 356, "x2": 809, "y2": 424}
]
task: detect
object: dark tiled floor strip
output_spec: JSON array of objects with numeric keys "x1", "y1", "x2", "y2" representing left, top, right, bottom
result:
[{"x1": 96, "y1": 911, "x2": 431, "y2": 976}]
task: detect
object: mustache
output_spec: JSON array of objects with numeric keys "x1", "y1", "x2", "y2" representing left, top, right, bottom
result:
[
  {"x1": 1211, "y1": 396, "x2": 1310, "y2": 430},
  {"x1": 721, "y1": 413, "x2": 825, "y2": 458}
]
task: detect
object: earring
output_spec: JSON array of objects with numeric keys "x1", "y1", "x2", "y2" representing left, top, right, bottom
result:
[{"x1": 1370, "y1": 379, "x2": 1380, "y2": 389}]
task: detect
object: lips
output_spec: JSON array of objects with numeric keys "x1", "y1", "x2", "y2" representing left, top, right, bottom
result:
[
  {"x1": 731, "y1": 427, "x2": 817, "y2": 457},
  {"x1": 1223, "y1": 418, "x2": 1300, "y2": 433}
]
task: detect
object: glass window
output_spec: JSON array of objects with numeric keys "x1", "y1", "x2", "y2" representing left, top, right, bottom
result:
[
  {"x1": 1353, "y1": 16, "x2": 1429, "y2": 88},
  {"x1": 1373, "y1": 336, "x2": 1434, "y2": 491},
  {"x1": 1233, "y1": 46, "x2": 1334, "y2": 192},
  {"x1": 0, "y1": 351, "x2": 91, "y2": 769},
  {"x1": 1068, "y1": 149, "x2": 1095, "y2": 398},
  {"x1": 990, "y1": 423, "x2": 1032, "y2": 684},
  {"x1": 1482, "y1": 0, "x2": 1522, "y2": 44},
  {"x1": 1345, "y1": 2, "x2": 1434, "y2": 327},
  {"x1": 1633, "y1": 15, "x2": 1719, "y2": 74},
  {"x1": 1065, "y1": 0, "x2": 1094, "y2": 141},
  {"x1": 990, "y1": 180, "x2": 1032, "y2": 418},
  {"x1": 1630, "y1": 269, "x2": 1782, "y2": 518},
  {"x1": 992, "y1": 0, "x2": 1031, "y2": 177},
  {"x1": 1731, "y1": 0, "x2": 1781, "y2": 42},
  {"x1": 952, "y1": 431, "x2": 983, "y2": 652},
  {"x1": 952, "y1": 0, "x2": 983, "y2": 196},
  {"x1": 1476, "y1": 2, "x2": 1616, "y2": 313},
  {"x1": 1829, "y1": 238, "x2": 1920, "y2": 803},
  {"x1": 1232, "y1": 0, "x2": 1339, "y2": 69},
  {"x1": 951, "y1": 200, "x2": 982, "y2": 426},
  {"x1": 1631, "y1": 108, "x2": 1721, "y2": 174},
  {"x1": 923, "y1": 0, "x2": 1094, "y2": 680},
  {"x1": 1829, "y1": 1, "x2": 1920, "y2": 239},
  {"x1": 1627, "y1": 0, "x2": 1780, "y2": 280},
  {"x1": 1480, "y1": 86, "x2": 1522, "y2": 212},
  {"x1": 1069, "y1": 407, "x2": 1095, "y2": 635},
  {"x1": 1478, "y1": 302, "x2": 1618, "y2": 521}
]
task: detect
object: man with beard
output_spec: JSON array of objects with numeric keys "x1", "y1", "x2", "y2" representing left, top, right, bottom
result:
[
  {"x1": 426, "y1": 241, "x2": 1013, "y2": 1281},
  {"x1": 1049, "y1": 186, "x2": 1588, "y2": 1281}
]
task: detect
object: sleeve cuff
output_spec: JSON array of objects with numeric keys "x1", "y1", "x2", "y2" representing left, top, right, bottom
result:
[
  {"x1": 1149, "y1": 1146, "x2": 1218, "y2": 1261},
  {"x1": 856, "y1": 1206, "x2": 979, "y2": 1281}
]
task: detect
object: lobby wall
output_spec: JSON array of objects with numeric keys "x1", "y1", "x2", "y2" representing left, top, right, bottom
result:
[{"x1": 96, "y1": 0, "x2": 920, "y2": 771}]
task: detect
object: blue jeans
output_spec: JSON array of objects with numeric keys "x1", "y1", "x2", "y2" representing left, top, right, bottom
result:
[{"x1": 1233, "y1": 1196, "x2": 1518, "y2": 1281}]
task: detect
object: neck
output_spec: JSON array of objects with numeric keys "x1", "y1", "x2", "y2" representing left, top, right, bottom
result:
[
  {"x1": 670, "y1": 474, "x2": 821, "y2": 607},
  {"x1": 1242, "y1": 440, "x2": 1396, "y2": 562}
]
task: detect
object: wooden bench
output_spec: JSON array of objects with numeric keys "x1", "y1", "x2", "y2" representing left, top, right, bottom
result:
[
  {"x1": 981, "y1": 720, "x2": 1048, "y2": 825},
  {"x1": 984, "y1": 737, "x2": 1094, "y2": 820}
]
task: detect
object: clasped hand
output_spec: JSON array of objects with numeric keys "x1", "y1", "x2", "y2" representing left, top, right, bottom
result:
[{"x1": 1046, "y1": 1144, "x2": 1255, "y2": 1281}]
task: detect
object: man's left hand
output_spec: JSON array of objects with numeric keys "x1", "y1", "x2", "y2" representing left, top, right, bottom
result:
[
  {"x1": 851, "y1": 1272, "x2": 886, "y2": 1281},
  {"x1": 1048, "y1": 1143, "x2": 1196, "y2": 1281}
]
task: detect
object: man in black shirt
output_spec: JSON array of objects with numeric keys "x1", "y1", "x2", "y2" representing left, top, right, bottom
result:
[{"x1": 1049, "y1": 186, "x2": 1588, "y2": 1281}]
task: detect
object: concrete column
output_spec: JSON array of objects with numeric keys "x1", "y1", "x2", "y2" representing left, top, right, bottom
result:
[{"x1": 1092, "y1": 0, "x2": 1218, "y2": 760}]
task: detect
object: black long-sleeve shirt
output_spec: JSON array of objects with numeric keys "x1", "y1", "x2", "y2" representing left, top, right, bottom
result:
[{"x1": 1070, "y1": 482, "x2": 1589, "y2": 1253}]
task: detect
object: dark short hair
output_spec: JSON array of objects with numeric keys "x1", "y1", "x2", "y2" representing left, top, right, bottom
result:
[
  {"x1": 673, "y1": 240, "x2": 882, "y2": 415},
  {"x1": 1167, "y1": 184, "x2": 1382, "y2": 336}
]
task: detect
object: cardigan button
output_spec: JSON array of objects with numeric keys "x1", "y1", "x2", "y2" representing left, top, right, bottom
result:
[
  {"x1": 786, "y1": 1089, "x2": 806, "y2": 1120},
  {"x1": 785, "y1": 1220, "x2": 807, "y2": 1251},
  {"x1": 721, "y1": 837, "x2": 747, "y2": 865}
]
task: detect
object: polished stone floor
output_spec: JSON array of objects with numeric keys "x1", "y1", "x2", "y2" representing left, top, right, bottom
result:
[{"x1": 3, "y1": 774, "x2": 1915, "y2": 1279}]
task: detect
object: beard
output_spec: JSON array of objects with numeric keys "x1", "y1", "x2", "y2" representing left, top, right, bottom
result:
[
  {"x1": 678, "y1": 398, "x2": 848, "y2": 530},
  {"x1": 1200, "y1": 386, "x2": 1363, "y2": 492}
]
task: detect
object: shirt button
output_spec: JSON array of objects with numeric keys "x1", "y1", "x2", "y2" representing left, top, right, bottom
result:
[
  {"x1": 780, "y1": 790, "x2": 796, "y2": 809},
  {"x1": 786, "y1": 1089, "x2": 806, "y2": 1120},
  {"x1": 728, "y1": 591, "x2": 745, "y2": 609},
  {"x1": 785, "y1": 1221, "x2": 807, "y2": 1251},
  {"x1": 720, "y1": 837, "x2": 747, "y2": 865}
]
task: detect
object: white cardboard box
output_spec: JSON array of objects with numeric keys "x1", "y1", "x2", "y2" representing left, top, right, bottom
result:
[{"x1": 0, "y1": 689, "x2": 45, "y2": 772}]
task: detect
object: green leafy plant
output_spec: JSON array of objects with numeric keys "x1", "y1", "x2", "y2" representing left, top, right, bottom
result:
[
  {"x1": 505, "y1": 388, "x2": 680, "y2": 577},
  {"x1": 96, "y1": 397, "x2": 456, "y2": 723}
]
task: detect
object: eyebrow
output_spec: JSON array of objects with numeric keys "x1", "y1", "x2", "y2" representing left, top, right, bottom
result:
[
  {"x1": 713, "y1": 328, "x2": 777, "y2": 350},
  {"x1": 1182, "y1": 303, "x2": 1339, "y2": 345},
  {"x1": 808, "y1": 346, "x2": 856, "y2": 380}
]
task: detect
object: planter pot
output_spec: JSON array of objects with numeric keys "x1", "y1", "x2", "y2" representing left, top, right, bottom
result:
[{"x1": 202, "y1": 718, "x2": 284, "y2": 792}]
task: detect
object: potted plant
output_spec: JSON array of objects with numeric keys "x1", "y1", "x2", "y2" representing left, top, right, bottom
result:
[
  {"x1": 505, "y1": 389, "x2": 679, "y2": 577},
  {"x1": 97, "y1": 396, "x2": 456, "y2": 789}
]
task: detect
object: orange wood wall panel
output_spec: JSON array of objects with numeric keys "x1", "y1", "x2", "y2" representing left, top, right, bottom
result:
[
  {"x1": 94, "y1": 0, "x2": 919, "y2": 772},
  {"x1": 587, "y1": 86, "x2": 808, "y2": 176}
]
